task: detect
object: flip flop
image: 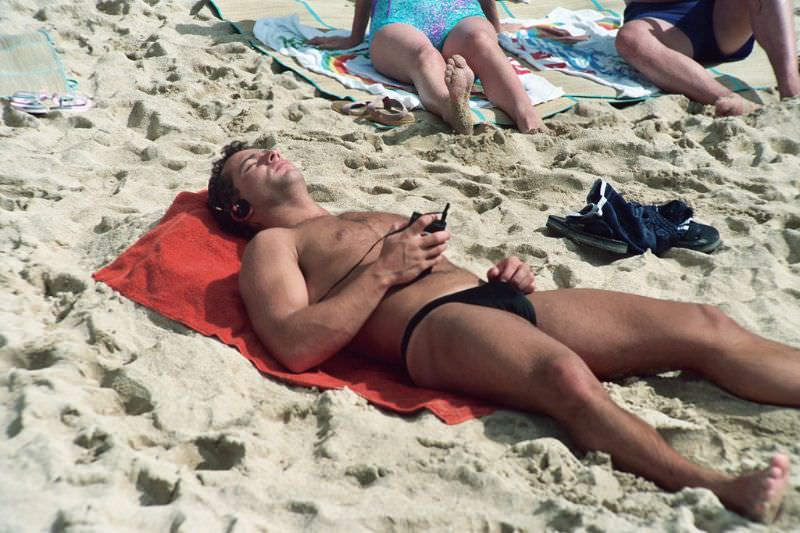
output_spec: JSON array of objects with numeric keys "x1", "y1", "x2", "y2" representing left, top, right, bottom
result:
[
  {"x1": 547, "y1": 214, "x2": 721, "y2": 255},
  {"x1": 55, "y1": 93, "x2": 93, "y2": 112},
  {"x1": 366, "y1": 96, "x2": 415, "y2": 126},
  {"x1": 9, "y1": 91, "x2": 92, "y2": 114},
  {"x1": 331, "y1": 100, "x2": 370, "y2": 117},
  {"x1": 546, "y1": 214, "x2": 630, "y2": 254}
]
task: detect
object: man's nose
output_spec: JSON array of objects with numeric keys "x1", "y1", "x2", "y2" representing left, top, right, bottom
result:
[{"x1": 266, "y1": 149, "x2": 282, "y2": 163}]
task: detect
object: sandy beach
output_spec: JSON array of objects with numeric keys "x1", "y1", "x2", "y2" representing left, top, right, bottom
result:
[{"x1": 1, "y1": 1, "x2": 799, "y2": 531}]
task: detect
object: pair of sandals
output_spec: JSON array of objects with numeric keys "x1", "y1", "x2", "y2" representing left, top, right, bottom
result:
[
  {"x1": 9, "y1": 90, "x2": 93, "y2": 114},
  {"x1": 546, "y1": 179, "x2": 721, "y2": 256},
  {"x1": 331, "y1": 96, "x2": 415, "y2": 127}
]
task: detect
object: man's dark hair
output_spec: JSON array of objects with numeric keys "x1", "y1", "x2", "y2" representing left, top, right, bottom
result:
[{"x1": 208, "y1": 141, "x2": 257, "y2": 238}]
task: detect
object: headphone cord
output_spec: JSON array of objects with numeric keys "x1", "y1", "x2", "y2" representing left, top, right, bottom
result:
[{"x1": 315, "y1": 210, "x2": 442, "y2": 304}]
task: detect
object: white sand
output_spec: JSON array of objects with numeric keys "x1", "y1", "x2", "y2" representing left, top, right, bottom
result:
[{"x1": 1, "y1": 1, "x2": 799, "y2": 531}]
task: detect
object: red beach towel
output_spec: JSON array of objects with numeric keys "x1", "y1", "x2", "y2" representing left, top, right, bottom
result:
[{"x1": 93, "y1": 190, "x2": 494, "y2": 424}]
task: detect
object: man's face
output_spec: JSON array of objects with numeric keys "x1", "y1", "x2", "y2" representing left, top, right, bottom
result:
[{"x1": 223, "y1": 148, "x2": 303, "y2": 207}]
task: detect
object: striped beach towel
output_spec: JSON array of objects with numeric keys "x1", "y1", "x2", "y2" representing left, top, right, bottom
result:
[
  {"x1": 252, "y1": 15, "x2": 565, "y2": 111},
  {"x1": 0, "y1": 30, "x2": 69, "y2": 98}
]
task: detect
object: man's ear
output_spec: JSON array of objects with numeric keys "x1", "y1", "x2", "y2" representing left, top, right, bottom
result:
[{"x1": 230, "y1": 199, "x2": 253, "y2": 222}]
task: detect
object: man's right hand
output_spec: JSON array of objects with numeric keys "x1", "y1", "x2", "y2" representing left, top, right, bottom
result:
[
  {"x1": 307, "y1": 34, "x2": 362, "y2": 50},
  {"x1": 374, "y1": 214, "x2": 450, "y2": 286}
]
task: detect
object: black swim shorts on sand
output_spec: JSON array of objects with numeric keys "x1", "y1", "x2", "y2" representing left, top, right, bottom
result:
[{"x1": 400, "y1": 281, "x2": 537, "y2": 370}]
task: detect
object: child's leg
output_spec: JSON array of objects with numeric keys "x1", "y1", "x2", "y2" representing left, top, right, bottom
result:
[
  {"x1": 442, "y1": 17, "x2": 544, "y2": 132},
  {"x1": 370, "y1": 24, "x2": 458, "y2": 126}
]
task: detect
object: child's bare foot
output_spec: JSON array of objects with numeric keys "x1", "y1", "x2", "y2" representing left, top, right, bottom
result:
[
  {"x1": 722, "y1": 454, "x2": 790, "y2": 523},
  {"x1": 714, "y1": 93, "x2": 756, "y2": 116},
  {"x1": 444, "y1": 54, "x2": 474, "y2": 135},
  {"x1": 515, "y1": 107, "x2": 546, "y2": 133}
]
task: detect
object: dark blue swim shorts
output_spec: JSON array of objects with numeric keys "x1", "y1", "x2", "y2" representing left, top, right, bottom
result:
[{"x1": 624, "y1": 0, "x2": 755, "y2": 64}]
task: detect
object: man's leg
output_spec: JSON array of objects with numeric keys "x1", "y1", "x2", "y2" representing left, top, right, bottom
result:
[
  {"x1": 714, "y1": 0, "x2": 800, "y2": 98},
  {"x1": 406, "y1": 304, "x2": 790, "y2": 522},
  {"x1": 441, "y1": 17, "x2": 544, "y2": 133},
  {"x1": 615, "y1": 18, "x2": 753, "y2": 115},
  {"x1": 528, "y1": 289, "x2": 800, "y2": 407},
  {"x1": 369, "y1": 25, "x2": 472, "y2": 133}
]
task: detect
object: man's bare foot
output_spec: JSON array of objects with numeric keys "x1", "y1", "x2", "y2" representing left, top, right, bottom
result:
[
  {"x1": 714, "y1": 93, "x2": 756, "y2": 116},
  {"x1": 444, "y1": 54, "x2": 474, "y2": 135},
  {"x1": 722, "y1": 454, "x2": 790, "y2": 523},
  {"x1": 777, "y1": 72, "x2": 800, "y2": 99}
]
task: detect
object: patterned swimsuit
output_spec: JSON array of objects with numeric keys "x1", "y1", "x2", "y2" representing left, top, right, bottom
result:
[{"x1": 369, "y1": 0, "x2": 486, "y2": 50}]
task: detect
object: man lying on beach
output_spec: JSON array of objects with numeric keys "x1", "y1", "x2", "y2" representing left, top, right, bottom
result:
[
  {"x1": 615, "y1": 0, "x2": 800, "y2": 115},
  {"x1": 207, "y1": 141, "x2": 798, "y2": 522}
]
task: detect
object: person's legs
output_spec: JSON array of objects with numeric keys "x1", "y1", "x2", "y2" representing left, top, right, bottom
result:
[
  {"x1": 441, "y1": 17, "x2": 544, "y2": 133},
  {"x1": 370, "y1": 24, "x2": 474, "y2": 133},
  {"x1": 406, "y1": 304, "x2": 790, "y2": 522},
  {"x1": 528, "y1": 289, "x2": 800, "y2": 407},
  {"x1": 714, "y1": 0, "x2": 800, "y2": 98},
  {"x1": 615, "y1": 17, "x2": 752, "y2": 115},
  {"x1": 369, "y1": 25, "x2": 449, "y2": 118}
]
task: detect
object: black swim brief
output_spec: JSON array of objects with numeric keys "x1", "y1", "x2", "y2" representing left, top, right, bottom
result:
[{"x1": 400, "y1": 281, "x2": 537, "y2": 370}]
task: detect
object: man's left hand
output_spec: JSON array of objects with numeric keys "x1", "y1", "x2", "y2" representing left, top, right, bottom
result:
[{"x1": 487, "y1": 256, "x2": 535, "y2": 294}]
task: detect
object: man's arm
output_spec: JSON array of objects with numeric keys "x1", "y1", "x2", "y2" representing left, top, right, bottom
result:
[
  {"x1": 479, "y1": 0, "x2": 502, "y2": 33},
  {"x1": 240, "y1": 216, "x2": 449, "y2": 373}
]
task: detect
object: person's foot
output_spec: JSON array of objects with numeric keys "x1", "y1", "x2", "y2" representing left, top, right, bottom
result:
[
  {"x1": 514, "y1": 106, "x2": 546, "y2": 133},
  {"x1": 444, "y1": 54, "x2": 474, "y2": 135},
  {"x1": 777, "y1": 69, "x2": 800, "y2": 99},
  {"x1": 713, "y1": 93, "x2": 756, "y2": 116},
  {"x1": 723, "y1": 454, "x2": 790, "y2": 523}
]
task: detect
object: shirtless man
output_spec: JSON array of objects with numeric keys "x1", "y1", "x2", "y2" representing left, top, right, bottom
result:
[
  {"x1": 208, "y1": 141, "x2": 797, "y2": 522},
  {"x1": 616, "y1": 0, "x2": 800, "y2": 115}
]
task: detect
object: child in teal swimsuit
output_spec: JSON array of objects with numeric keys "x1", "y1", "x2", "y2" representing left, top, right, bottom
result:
[{"x1": 309, "y1": 0, "x2": 544, "y2": 134}]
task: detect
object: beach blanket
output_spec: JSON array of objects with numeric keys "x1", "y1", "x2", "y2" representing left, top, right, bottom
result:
[
  {"x1": 206, "y1": 0, "x2": 576, "y2": 126},
  {"x1": 253, "y1": 16, "x2": 564, "y2": 112},
  {"x1": 0, "y1": 30, "x2": 69, "y2": 97},
  {"x1": 93, "y1": 191, "x2": 495, "y2": 425},
  {"x1": 499, "y1": 8, "x2": 659, "y2": 99}
]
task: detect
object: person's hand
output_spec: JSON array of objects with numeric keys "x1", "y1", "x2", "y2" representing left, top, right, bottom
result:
[
  {"x1": 487, "y1": 256, "x2": 535, "y2": 293},
  {"x1": 307, "y1": 34, "x2": 362, "y2": 50},
  {"x1": 535, "y1": 25, "x2": 589, "y2": 43},
  {"x1": 375, "y1": 215, "x2": 450, "y2": 286},
  {"x1": 499, "y1": 22, "x2": 527, "y2": 33}
]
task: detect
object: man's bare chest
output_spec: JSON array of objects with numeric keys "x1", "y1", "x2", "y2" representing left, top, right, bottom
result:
[{"x1": 295, "y1": 212, "x2": 405, "y2": 297}]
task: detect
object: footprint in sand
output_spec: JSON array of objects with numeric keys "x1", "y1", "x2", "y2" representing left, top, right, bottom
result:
[{"x1": 444, "y1": 55, "x2": 474, "y2": 136}]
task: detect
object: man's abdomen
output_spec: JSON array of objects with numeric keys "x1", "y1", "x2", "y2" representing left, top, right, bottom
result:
[{"x1": 350, "y1": 263, "x2": 480, "y2": 363}]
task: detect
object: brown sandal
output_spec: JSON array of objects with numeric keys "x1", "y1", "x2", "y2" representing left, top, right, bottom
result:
[
  {"x1": 331, "y1": 100, "x2": 370, "y2": 116},
  {"x1": 366, "y1": 96, "x2": 415, "y2": 126}
]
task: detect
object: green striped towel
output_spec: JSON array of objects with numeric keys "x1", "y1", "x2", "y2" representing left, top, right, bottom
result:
[{"x1": 0, "y1": 30, "x2": 68, "y2": 98}]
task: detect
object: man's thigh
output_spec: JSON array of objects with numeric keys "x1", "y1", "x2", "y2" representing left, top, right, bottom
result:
[
  {"x1": 405, "y1": 303, "x2": 596, "y2": 411},
  {"x1": 620, "y1": 17, "x2": 694, "y2": 57},
  {"x1": 528, "y1": 289, "x2": 713, "y2": 378},
  {"x1": 712, "y1": 0, "x2": 754, "y2": 55}
]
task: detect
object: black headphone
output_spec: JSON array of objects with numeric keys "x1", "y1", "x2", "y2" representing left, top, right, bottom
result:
[
  {"x1": 212, "y1": 198, "x2": 253, "y2": 222},
  {"x1": 230, "y1": 199, "x2": 252, "y2": 222}
]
